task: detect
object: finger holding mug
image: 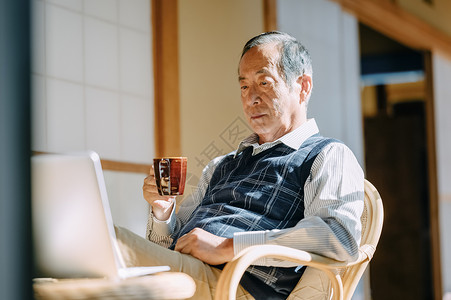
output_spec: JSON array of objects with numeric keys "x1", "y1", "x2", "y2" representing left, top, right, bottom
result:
[{"x1": 143, "y1": 167, "x2": 176, "y2": 221}]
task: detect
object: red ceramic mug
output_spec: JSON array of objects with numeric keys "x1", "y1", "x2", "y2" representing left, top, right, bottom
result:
[{"x1": 153, "y1": 157, "x2": 187, "y2": 196}]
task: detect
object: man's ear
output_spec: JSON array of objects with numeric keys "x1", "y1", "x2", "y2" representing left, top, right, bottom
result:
[{"x1": 297, "y1": 75, "x2": 312, "y2": 104}]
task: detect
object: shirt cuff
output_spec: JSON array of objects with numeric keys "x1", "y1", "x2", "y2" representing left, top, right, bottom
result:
[
  {"x1": 150, "y1": 204, "x2": 176, "y2": 236},
  {"x1": 233, "y1": 230, "x2": 266, "y2": 256}
]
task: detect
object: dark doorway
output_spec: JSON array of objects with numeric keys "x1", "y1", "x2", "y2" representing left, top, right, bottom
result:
[{"x1": 359, "y1": 24, "x2": 434, "y2": 299}]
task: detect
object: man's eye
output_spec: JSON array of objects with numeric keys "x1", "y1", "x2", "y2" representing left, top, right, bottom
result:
[
  {"x1": 261, "y1": 81, "x2": 267, "y2": 86},
  {"x1": 241, "y1": 85, "x2": 248, "y2": 90}
]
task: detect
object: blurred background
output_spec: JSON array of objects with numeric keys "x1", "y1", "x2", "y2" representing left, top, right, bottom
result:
[{"x1": 1, "y1": 0, "x2": 451, "y2": 299}]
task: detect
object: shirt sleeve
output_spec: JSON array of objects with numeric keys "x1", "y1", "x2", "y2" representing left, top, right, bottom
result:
[
  {"x1": 145, "y1": 155, "x2": 225, "y2": 247},
  {"x1": 233, "y1": 142, "x2": 364, "y2": 267}
]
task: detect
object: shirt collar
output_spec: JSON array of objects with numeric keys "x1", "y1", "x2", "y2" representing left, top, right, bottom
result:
[{"x1": 234, "y1": 119, "x2": 319, "y2": 157}]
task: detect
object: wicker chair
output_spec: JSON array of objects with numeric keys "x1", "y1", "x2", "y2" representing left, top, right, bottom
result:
[{"x1": 215, "y1": 179, "x2": 384, "y2": 300}]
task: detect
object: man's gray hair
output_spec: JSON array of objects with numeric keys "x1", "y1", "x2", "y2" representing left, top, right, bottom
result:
[{"x1": 241, "y1": 31, "x2": 313, "y2": 87}]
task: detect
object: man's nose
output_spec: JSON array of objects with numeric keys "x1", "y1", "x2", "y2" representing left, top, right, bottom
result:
[{"x1": 246, "y1": 85, "x2": 261, "y2": 106}]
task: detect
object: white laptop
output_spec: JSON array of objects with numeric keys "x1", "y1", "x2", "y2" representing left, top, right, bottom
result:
[{"x1": 32, "y1": 151, "x2": 170, "y2": 279}]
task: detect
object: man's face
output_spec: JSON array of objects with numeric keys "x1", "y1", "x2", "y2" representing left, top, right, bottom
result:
[{"x1": 238, "y1": 43, "x2": 305, "y2": 144}]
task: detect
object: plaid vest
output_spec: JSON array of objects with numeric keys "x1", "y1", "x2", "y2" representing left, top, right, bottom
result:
[{"x1": 172, "y1": 135, "x2": 337, "y2": 299}]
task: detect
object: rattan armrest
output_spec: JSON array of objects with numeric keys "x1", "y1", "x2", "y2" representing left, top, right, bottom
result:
[{"x1": 215, "y1": 244, "x2": 372, "y2": 300}]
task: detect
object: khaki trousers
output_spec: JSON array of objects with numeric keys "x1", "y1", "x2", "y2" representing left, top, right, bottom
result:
[{"x1": 114, "y1": 226, "x2": 254, "y2": 300}]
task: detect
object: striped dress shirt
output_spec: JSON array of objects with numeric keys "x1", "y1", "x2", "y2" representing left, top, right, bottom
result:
[{"x1": 146, "y1": 119, "x2": 364, "y2": 266}]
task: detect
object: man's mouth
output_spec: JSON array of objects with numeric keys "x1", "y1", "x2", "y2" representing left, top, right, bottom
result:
[{"x1": 250, "y1": 114, "x2": 265, "y2": 120}]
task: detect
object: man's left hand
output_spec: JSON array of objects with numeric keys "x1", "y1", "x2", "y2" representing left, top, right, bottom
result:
[{"x1": 174, "y1": 228, "x2": 234, "y2": 265}]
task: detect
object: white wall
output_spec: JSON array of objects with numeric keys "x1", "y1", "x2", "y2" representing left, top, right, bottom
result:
[
  {"x1": 31, "y1": 0, "x2": 153, "y2": 236},
  {"x1": 433, "y1": 53, "x2": 451, "y2": 294}
]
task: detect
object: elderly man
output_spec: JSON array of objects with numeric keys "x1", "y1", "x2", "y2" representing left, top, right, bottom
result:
[{"x1": 116, "y1": 31, "x2": 364, "y2": 300}]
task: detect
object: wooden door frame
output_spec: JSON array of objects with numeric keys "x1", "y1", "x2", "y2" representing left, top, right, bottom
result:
[
  {"x1": 424, "y1": 51, "x2": 442, "y2": 300},
  {"x1": 329, "y1": 0, "x2": 444, "y2": 298},
  {"x1": 332, "y1": 0, "x2": 451, "y2": 59},
  {"x1": 263, "y1": 0, "x2": 277, "y2": 32},
  {"x1": 152, "y1": 0, "x2": 181, "y2": 157}
]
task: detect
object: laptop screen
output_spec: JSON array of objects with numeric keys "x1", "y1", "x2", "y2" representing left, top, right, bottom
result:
[{"x1": 32, "y1": 152, "x2": 123, "y2": 278}]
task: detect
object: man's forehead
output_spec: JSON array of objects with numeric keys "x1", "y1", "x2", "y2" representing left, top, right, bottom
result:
[
  {"x1": 238, "y1": 43, "x2": 280, "y2": 77},
  {"x1": 242, "y1": 43, "x2": 280, "y2": 61}
]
